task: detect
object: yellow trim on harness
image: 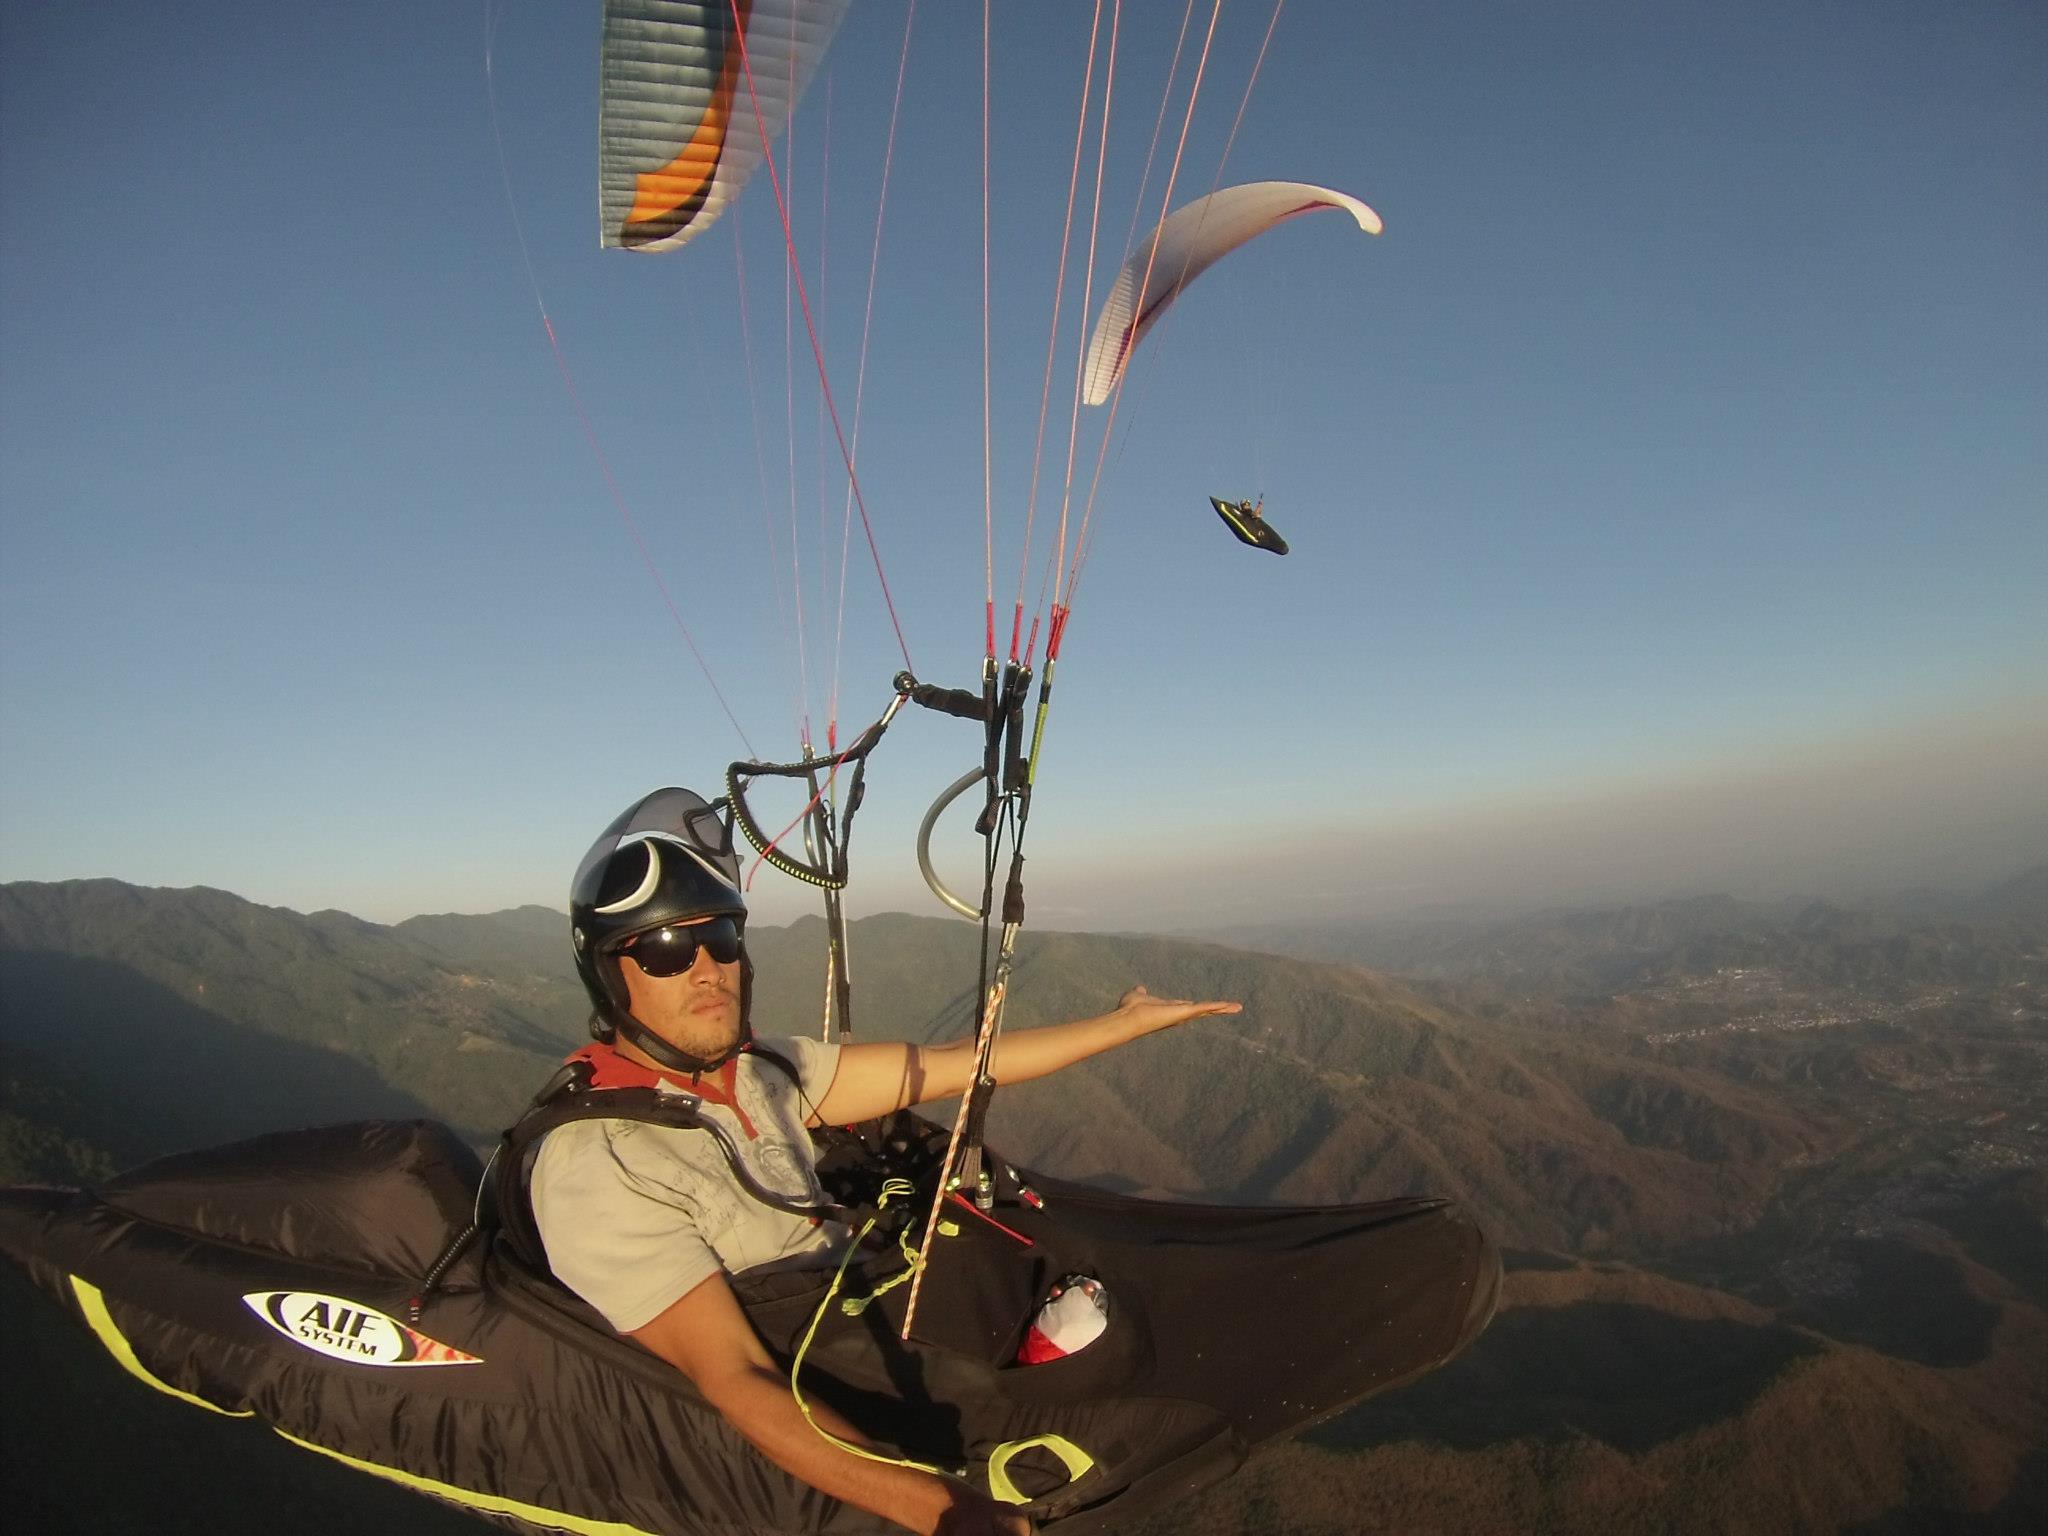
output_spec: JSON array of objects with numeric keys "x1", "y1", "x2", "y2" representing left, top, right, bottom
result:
[
  {"x1": 70, "y1": 1273, "x2": 653, "y2": 1533},
  {"x1": 987, "y1": 1433, "x2": 1096, "y2": 1506},
  {"x1": 273, "y1": 1429, "x2": 660, "y2": 1536},
  {"x1": 69, "y1": 1275, "x2": 252, "y2": 1417}
]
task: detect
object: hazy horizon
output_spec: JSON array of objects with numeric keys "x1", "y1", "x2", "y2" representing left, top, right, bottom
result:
[
  {"x1": 1029, "y1": 690, "x2": 2048, "y2": 931},
  {"x1": 4, "y1": 4, "x2": 2042, "y2": 942},
  {"x1": 9, "y1": 687, "x2": 2041, "y2": 936}
]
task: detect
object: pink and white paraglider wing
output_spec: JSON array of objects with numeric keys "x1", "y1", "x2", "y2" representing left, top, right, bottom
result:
[{"x1": 1080, "y1": 181, "x2": 1382, "y2": 406}]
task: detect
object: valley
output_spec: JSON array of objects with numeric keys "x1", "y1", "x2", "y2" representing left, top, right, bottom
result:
[{"x1": 2, "y1": 875, "x2": 2042, "y2": 1532}]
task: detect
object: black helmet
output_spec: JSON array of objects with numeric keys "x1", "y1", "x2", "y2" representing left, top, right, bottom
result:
[{"x1": 570, "y1": 787, "x2": 752, "y2": 1073}]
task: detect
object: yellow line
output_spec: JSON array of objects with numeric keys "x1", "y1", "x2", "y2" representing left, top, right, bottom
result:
[
  {"x1": 69, "y1": 1275, "x2": 252, "y2": 1418},
  {"x1": 273, "y1": 1428, "x2": 662, "y2": 1536},
  {"x1": 70, "y1": 1273, "x2": 652, "y2": 1533}
]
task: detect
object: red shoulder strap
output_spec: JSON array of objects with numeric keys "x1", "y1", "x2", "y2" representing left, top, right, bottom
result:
[{"x1": 565, "y1": 1042, "x2": 757, "y2": 1139}]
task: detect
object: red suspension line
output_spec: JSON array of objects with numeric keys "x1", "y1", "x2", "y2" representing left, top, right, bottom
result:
[
  {"x1": 725, "y1": 0, "x2": 914, "y2": 675},
  {"x1": 732, "y1": 214, "x2": 796, "y2": 683},
  {"x1": 1008, "y1": 0, "x2": 1106, "y2": 665},
  {"x1": 481, "y1": 7, "x2": 757, "y2": 757},
  {"x1": 831, "y1": 1, "x2": 919, "y2": 720},
  {"x1": 542, "y1": 317, "x2": 759, "y2": 756},
  {"x1": 739, "y1": 735, "x2": 868, "y2": 892},
  {"x1": 1217, "y1": 0, "x2": 1286, "y2": 177},
  {"x1": 1040, "y1": 0, "x2": 1196, "y2": 651},
  {"x1": 1116, "y1": 0, "x2": 1201, "y2": 288},
  {"x1": 777, "y1": 19, "x2": 812, "y2": 740},
  {"x1": 1036, "y1": 0, "x2": 1123, "y2": 659}
]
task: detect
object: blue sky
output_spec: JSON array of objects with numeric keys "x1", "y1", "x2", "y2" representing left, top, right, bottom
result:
[{"x1": 3, "y1": 0, "x2": 2043, "y2": 927}]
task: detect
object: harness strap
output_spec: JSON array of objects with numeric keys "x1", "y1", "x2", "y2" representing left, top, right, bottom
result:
[{"x1": 480, "y1": 1052, "x2": 836, "y2": 1281}]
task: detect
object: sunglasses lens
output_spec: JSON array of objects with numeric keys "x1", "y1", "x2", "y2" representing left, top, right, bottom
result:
[
  {"x1": 623, "y1": 917, "x2": 741, "y2": 976},
  {"x1": 695, "y1": 917, "x2": 742, "y2": 965}
]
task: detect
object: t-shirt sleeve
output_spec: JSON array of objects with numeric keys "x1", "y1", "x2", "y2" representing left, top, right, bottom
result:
[
  {"x1": 758, "y1": 1033, "x2": 843, "y2": 1112},
  {"x1": 529, "y1": 1123, "x2": 724, "y2": 1334}
]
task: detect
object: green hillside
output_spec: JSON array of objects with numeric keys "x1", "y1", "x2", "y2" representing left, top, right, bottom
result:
[{"x1": 1, "y1": 877, "x2": 2041, "y2": 1533}]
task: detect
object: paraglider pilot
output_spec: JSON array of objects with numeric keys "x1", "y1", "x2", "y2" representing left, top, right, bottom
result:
[
  {"x1": 533, "y1": 788, "x2": 1240, "y2": 1536},
  {"x1": 1209, "y1": 495, "x2": 1289, "y2": 555}
]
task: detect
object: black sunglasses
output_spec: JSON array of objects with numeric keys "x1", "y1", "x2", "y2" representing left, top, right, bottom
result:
[{"x1": 618, "y1": 917, "x2": 743, "y2": 977}]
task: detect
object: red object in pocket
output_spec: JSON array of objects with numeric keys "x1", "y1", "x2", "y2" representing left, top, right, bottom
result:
[{"x1": 1015, "y1": 1276, "x2": 1108, "y2": 1364}]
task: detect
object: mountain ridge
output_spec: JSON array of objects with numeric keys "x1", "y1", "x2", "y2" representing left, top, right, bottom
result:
[
  {"x1": 1, "y1": 875, "x2": 2040, "y2": 1533},
  {"x1": 1186, "y1": 863, "x2": 2048, "y2": 998}
]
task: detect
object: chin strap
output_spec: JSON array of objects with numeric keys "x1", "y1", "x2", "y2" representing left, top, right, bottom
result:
[
  {"x1": 600, "y1": 950, "x2": 757, "y2": 1077},
  {"x1": 612, "y1": 1015, "x2": 747, "y2": 1077}
]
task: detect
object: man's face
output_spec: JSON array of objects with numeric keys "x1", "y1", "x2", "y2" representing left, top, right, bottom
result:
[{"x1": 615, "y1": 915, "x2": 744, "y2": 1062}]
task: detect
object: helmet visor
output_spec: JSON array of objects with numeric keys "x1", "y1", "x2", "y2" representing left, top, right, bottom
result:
[{"x1": 572, "y1": 788, "x2": 742, "y2": 908}]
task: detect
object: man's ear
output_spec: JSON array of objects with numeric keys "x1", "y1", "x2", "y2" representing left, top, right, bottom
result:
[{"x1": 605, "y1": 952, "x2": 643, "y2": 1017}]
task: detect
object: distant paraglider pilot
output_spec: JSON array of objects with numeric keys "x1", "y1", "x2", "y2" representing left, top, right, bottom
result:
[
  {"x1": 531, "y1": 788, "x2": 1241, "y2": 1536},
  {"x1": 1210, "y1": 495, "x2": 1289, "y2": 555}
]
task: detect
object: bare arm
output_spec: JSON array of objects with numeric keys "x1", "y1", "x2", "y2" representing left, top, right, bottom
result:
[
  {"x1": 811, "y1": 986, "x2": 1240, "y2": 1127},
  {"x1": 631, "y1": 1271, "x2": 1027, "y2": 1536}
]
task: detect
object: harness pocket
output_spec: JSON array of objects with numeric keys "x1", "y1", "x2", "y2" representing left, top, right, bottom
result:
[{"x1": 896, "y1": 1195, "x2": 1051, "y2": 1365}]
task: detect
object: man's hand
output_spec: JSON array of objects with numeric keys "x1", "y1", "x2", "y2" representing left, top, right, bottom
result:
[
  {"x1": 633, "y1": 1274, "x2": 1024, "y2": 1534},
  {"x1": 816, "y1": 985, "x2": 1243, "y2": 1125},
  {"x1": 1114, "y1": 984, "x2": 1242, "y2": 1037},
  {"x1": 933, "y1": 1493, "x2": 1033, "y2": 1536}
]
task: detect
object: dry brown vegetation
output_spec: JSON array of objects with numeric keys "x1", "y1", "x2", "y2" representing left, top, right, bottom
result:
[
  {"x1": 1123, "y1": 1250, "x2": 2046, "y2": 1535},
  {"x1": 3, "y1": 881, "x2": 2044, "y2": 1532}
]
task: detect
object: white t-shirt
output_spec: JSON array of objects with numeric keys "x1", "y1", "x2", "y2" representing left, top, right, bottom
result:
[{"x1": 530, "y1": 1035, "x2": 847, "y2": 1333}]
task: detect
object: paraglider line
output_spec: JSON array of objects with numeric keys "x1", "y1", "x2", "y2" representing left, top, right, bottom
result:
[
  {"x1": 1037, "y1": 0, "x2": 1124, "y2": 647},
  {"x1": 1074, "y1": 0, "x2": 1207, "y2": 555},
  {"x1": 1011, "y1": 0, "x2": 1106, "y2": 662},
  {"x1": 830, "y1": 1, "x2": 920, "y2": 731},
  {"x1": 733, "y1": 211, "x2": 805, "y2": 727},
  {"x1": 902, "y1": 800, "x2": 1017, "y2": 1340},
  {"x1": 540, "y1": 318, "x2": 757, "y2": 758},
  {"x1": 1067, "y1": 0, "x2": 1224, "y2": 608},
  {"x1": 725, "y1": 0, "x2": 914, "y2": 675},
  {"x1": 776, "y1": 21, "x2": 812, "y2": 743},
  {"x1": 1217, "y1": 0, "x2": 1287, "y2": 177},
  {"x1": 482, "y1": 5, "x2": 756, "y2": 758},
  {"x1": 1071, "y1": 0, "x2": 1197, "y2": 431},
  {"x1": 1102, "y1": 1, "x2": 1290, "y2": 513},
  {"x1": 816, "y1": 76, "x2": 835, "y2": 727},
  {"x1": 982, "y1": 0, "x2": 995, "y2": 615},
  {"x1": 742, "y1": 758, "x2": 842, "y2": 893}
]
